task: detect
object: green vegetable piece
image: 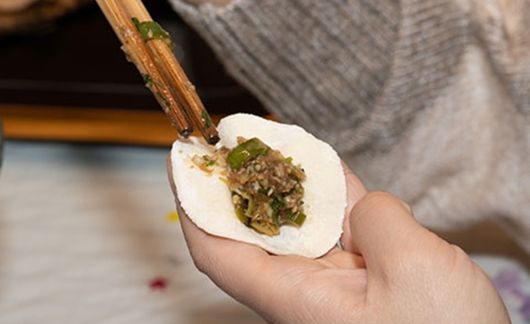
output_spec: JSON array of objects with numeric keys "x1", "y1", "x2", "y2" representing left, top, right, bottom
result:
[
  {"x1": 235, "y1": 207, "x2": 250, "y2": 226},
  {"x1": 202, "y1": 155, "x2": 216, "y2": 167},
  {"x1": 250, "y1": 221, "x2": 279, "y2": 236},
  {"x1": 245, "y1": 197, "x2": 255, "y2": 217},
  {"x1": 201, "y1": 110, "x2": 213, "y2": 129},
  {"x1": 270, "y1": 196, "x2": 284, "y2": 226},
  {"x1": 132, "y1": 17, "x2": 174, "y2": 48},
  {"x1": 143, "y1": 74, "x2": 154, "y2": 87},
  {"x1": 227, "y1": 138, "x2": 270, "y2": 170},
  {"x1": 288, "y1": 212, "x2": 306, "y2": 227},
  {"x1": 156, "y1": 92, "x2": 170, "y2": 107}
]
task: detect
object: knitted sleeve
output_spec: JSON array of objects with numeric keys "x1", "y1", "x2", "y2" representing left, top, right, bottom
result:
[
  {"x1": 169, "y1": 0, "x2": 530, "y2": 254},
  {"x1": 169, "y1": 0, "x2": 404, "y2": 153}
]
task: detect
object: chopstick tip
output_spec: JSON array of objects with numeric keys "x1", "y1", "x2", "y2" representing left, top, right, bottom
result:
[
  {"x1": 207, "y1": 134, "x2": 220, "y2": 145},
  {"x1": 180, "y1": 128, "x2": 193, "y2": 138}
]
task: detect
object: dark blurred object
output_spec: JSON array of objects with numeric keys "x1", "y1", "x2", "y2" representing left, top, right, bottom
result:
[
  {"x1": 0, "y1": 117, "x2": 3, "y2": 170},
  {"x1": 0, "y1": 0, "x2": 91, "y2": 36},
  {"x1": 0, "y1": 0, "x2": 265, "y2": 146},
  {"x1": 0, "y1": 0, "x2": 265, "y2": 115}
]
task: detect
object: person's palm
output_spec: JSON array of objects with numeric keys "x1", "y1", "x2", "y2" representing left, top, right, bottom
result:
[
  {"x1": 169, "y1": 160, "x2": 509, "y2": 324},
  {"x1": 177, "y1": 212, "x2": 370, "y2": 323}
]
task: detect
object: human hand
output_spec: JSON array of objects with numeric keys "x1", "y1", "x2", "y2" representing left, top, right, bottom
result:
[{"x1": 168, "y1": 160, "x2": 509, "y2": 323}]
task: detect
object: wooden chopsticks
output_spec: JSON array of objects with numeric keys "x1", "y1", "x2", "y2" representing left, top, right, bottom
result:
[{"x1": 96, "y1": 0, "x2": 219, "y2": 145}]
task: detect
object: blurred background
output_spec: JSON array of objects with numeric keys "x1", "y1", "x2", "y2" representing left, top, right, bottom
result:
[
  {"x1": 0, "y1": 0, "x2": 265, "y2": 146},
  {"x1": 0, "y1": 1, "x2": 529, "y2": 323},
  {"x1": 0, "y1": 1, "x2": 267, "y2": 323}
]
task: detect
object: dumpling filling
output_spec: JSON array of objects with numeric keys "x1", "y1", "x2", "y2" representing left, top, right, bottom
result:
[{"x1": 193, "y1": 137, "x2": 306, "y2": 236}]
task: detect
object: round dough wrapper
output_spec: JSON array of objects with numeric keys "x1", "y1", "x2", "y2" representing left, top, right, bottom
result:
[{"x1": 171, "y1": 113, "x2": 347, "y2": 258}]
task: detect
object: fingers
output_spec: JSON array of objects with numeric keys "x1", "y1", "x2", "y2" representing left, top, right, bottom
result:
[
  {"x1": 167, "y1": 154, "x2": 280, "y2": 307},
  {"x1": 320, "y1": 247, "x2": 366, "y2": 269},
  {"x1": 166, "y1": 154, "x2": 178, "y2": 195},
  {"x1": 168, "y1": 154, "x2": 370, "y2": 312},
  {"x1": 347, "y1": 192, "x2": 436, "y2": 277},
  {"x1": 340, "y1": 162, "x2": 367, "y2": 252},
  {"x1": 178, "y1": 203, "x2": 269, "y2": 282},
  {"x1": 177, "y1": 206, "x2": 286, "y2": 314},
  {"x1": 342, "y1": 162, "x2": 368, "y2": 211}
]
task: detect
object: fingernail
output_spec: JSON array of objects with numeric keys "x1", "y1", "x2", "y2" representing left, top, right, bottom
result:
[{"x1": 400, "y1": 201, "x2": 413, "y2": 216}]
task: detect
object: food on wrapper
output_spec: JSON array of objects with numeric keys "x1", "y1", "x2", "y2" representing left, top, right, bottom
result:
[{"x1": 170, "y1": 114, "x2": 347, "y2": 258}]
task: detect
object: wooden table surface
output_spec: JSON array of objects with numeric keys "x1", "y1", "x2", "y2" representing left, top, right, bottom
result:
[{"x1": 0, "y1": 104, "x2": 247, "y2": 146}]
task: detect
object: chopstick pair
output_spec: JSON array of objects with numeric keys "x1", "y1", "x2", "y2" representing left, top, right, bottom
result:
[{"x1": 96, "y1": 0, "x2": 219, "y2": 145}]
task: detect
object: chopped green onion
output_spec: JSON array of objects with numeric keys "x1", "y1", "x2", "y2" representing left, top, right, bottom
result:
[
  {"x1": 288, "y1": 212, "x2": 306, "y2": 227},
  {"x1": 156, "y1": 92, "x2": 170, "y2": 107},
  {"x1": 142, "y1": 74, "x2": 154, "y2": 87},
  {"x1": 270, "y1": 196, "x2": 283, "y2": 225},
  {"x1": 201, "y1": 110, "x2": 213, "y2": 129},
  {"x1": 235, "y1": 207, "x2": 250, "y2": 226},
  {"x1": 132, "y1": 17, "x2": 174, "y2": 48},
  {"x1": 250, "y1": 221, "x2": 279, "y2": 236},
  {"x1": 245, "y1": 197, "x2": 255, "y2": 217},
  {"x1": 270, "y1": 197, "x2": 283, "y2": 214},
  {"x1": 202, "y1": 155, "x2": 216, "y2": 167},
  {"x1": 227, "y1": 138, "x2": 269, "y2": 170},
  {"x1": 257, "y1": 187, "x2": 268, "y2": 195}
]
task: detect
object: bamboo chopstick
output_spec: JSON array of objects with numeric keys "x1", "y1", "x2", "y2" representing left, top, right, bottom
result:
[
  {"x1": 97, "y1": 0, "x2": 191, "y2": 137},
  {"x1": 96, "y1": 0, "x2": 220, "y2": 144}
]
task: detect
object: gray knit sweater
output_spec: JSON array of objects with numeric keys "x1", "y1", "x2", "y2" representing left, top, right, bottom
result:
[{"x1": 169, "y1": 0, "x2": 530, "y2": 254}]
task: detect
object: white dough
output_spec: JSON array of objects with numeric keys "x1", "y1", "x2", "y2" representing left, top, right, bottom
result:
[{"x1": 171, "y1": 114, "x2": 347, "y2": 258}]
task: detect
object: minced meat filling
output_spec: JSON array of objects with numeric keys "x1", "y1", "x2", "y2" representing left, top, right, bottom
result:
[
  {"x1": 191, "y1": 137, "x2": 307, "y2": 236},
  {"x1": 218, "y1": 137, "x2": 306, "y2": 236}
]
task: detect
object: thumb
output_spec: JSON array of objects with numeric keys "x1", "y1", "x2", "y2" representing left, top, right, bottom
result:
[
  {"x1": 348, "y1": 192, "x2": 439, "y2": 277},
  {"x1": 339, "y1": 162, "x2": 367, "y2": 252}
]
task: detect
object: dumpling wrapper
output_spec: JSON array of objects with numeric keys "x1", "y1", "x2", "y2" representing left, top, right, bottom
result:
[{"x1": 171, "y1": 113, "x2": 347, "y2": 258}]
